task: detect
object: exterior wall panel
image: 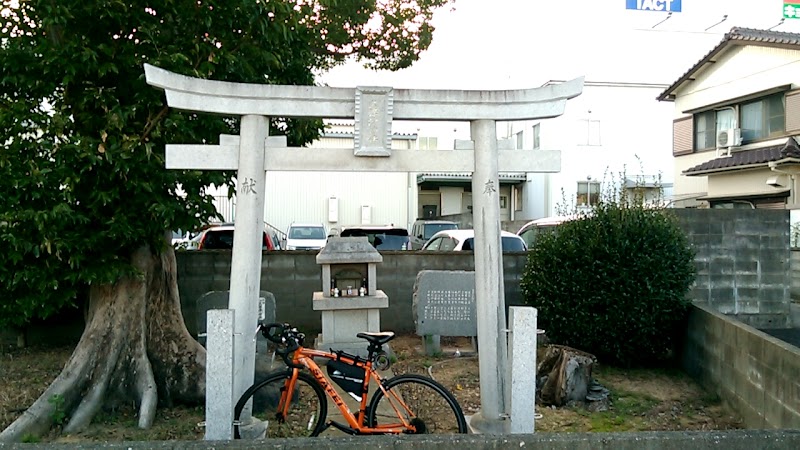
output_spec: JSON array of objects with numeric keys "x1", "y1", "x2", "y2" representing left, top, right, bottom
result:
[
  {"x1": 673, "y1": 116, "x2": 693, "y2": 156},
  {"x1": 673, "y1": 47, "x2": 800, "y2": 115},
  {"x1": 264, "y1": 171, "x2": 410, "y2": 235},
  {"x1": 787, "y1": 91, "x2": 800, "y2": 133},
  {"x1": 707, "y1": 169, "x2": 789, "y2": 199}
]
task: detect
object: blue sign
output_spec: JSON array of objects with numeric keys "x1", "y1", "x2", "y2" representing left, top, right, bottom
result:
[{"x1": 626, "y1": 0, "x2": 682, "y2": 12}]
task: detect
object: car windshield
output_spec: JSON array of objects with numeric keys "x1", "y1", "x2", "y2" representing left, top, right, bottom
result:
[
  {"x1": 519, "y1": 225, "x2": 559, "y2": 248},
  {"x1": 289, "y1": 226, "x2": 326, "y2": 239},
  {"x1": 462, "y1": 237, "x2": 527, "y2": 252},
  {"x1": 423, "y1": 223, "x2": 458, "y2": 240},
  {"x1": 340, "y1": 228, "x2": 409, "y2": 250},
  {"x1": 202, "y1": 230, "x2": 271, "y2": 250},
  {"x1": 202, "y1": 230, "x2": 235, "y2": 249}
]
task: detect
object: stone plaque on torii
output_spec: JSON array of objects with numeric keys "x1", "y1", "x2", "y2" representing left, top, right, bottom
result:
[{"x1": 145, "y1": 64, "x2": 583, "y2": 435}]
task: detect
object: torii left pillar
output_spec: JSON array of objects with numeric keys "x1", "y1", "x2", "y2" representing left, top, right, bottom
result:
[{"x1": 227, "y1": 115, "x2": 268, "y2": 422}]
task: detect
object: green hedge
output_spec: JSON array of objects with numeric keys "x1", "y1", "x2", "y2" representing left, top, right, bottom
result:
[{"x1": 520, "y1": 204, "x2": 695, "y2": 367}]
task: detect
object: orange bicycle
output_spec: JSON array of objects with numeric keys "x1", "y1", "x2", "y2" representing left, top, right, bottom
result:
[{"x1": 233, "y1": 322, "x2": 467, "y2": 438}]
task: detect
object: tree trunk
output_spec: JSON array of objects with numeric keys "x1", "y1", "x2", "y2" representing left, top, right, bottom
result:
[{"x1": 0, "y1": 245, "x2": 205, "y2": 442}]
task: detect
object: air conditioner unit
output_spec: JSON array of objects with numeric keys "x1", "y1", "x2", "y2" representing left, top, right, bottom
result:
[{"x1": 716, "y1": 128, "x2": 741, "y2": 149}]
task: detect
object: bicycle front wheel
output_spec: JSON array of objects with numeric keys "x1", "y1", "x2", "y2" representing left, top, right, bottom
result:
[
  {"x1": 367, "y1": 374, "x2": 467, "y2": 434},
  {"x1": 234, "y1": 370, "x2": 327, "y2": 439}
]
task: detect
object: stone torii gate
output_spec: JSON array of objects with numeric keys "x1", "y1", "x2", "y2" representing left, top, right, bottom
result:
[{"x1": 145, "y1": 64, "x2": 583, "y2": 435}]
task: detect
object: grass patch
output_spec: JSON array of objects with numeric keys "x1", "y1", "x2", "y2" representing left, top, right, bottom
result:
[{"x1": 587, "y1": 388, "x2": 660, "y2": 432}]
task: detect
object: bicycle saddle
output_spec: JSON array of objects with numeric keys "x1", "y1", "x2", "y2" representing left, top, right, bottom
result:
[{"x1": 356, "y1": 331, "x2": 395, "y2": 345}]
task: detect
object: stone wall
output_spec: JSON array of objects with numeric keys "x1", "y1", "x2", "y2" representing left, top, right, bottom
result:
[
  {"x1": 672, "y1": 209, "x2": 791, "y2": 328},
  {"x1": 176, "y1": 250, "x2": 530, "y2": 336},
  {"x1": 790, "y1": 249, "x2": 800, "y2": 302},
  {"x1": 682, "y1": 302, "x2": 800, "y2": 428},
  {"x1": 2, "y1": 430, "x2": 800, "y2": 449},
  {"x1": 174, "y1": 209, "x2": 793, "y2": 337}
]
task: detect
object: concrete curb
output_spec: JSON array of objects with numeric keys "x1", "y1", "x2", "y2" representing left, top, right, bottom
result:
[{"x1": 2, "y1": 430, "x2": 800, "y2": 449}]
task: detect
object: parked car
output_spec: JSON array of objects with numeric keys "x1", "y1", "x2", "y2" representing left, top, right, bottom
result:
[
  {"x1": 285, "y1": 223, "x2": 327, "y2": 250},
  {"x1": 339, "y1": 225, "x2": 411, "y2": 250},
  {"x1": 185, "y1": 224, "x2": 277, "y2": 251},
  {"x1": 270, "y1": 232, "x2": 283, "y2": 251},
  {"x1": 515, "y1": 215, "x2": 578, "y2": 248},
  {"x1": 409, "y1": 219, "x2": 459, "y2": 250},
  {"x1": 421, "y1": 229, "x2": 527, "y2": 252},
  {"x1": 171, "y1": 229, "x2": 193, "y2": 249}
]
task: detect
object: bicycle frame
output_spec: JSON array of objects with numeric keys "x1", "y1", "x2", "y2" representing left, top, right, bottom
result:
[{"x1": 278, "y1": 345, "x2": 418, "y2": 435}]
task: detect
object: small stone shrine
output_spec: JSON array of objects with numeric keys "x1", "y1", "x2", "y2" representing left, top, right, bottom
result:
[{"x1": 314, "y1": 236, "x2": 388, "y2": 356}]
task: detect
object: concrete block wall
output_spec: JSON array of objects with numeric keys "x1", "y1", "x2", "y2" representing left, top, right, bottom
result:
[
  {"x1": 673, "y1": 209, "x2": 791, "y2": 328},
  {"x1": 176, "y1": 251, "x2": 530, "y2": 336},
  {"x1": 683, "y1": 302, "x2": 800, "y2": 428},
  {"x1": 790, "y1": 250, "x2": 800, "y2": 303},
  {"x1": 175, "y1": 209, "x2": 793, "y2": 337}
]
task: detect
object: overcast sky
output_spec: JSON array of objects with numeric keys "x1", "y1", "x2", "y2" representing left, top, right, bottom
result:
[
  {"x1": 318, "y1": 0, "x2": 800, "y2": 138},
  {"x1": 321, "y1": 0, "x2": 800, "y2": 90}
]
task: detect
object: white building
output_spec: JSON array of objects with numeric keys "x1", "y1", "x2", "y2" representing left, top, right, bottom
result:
[
  {"x1": 504, "y1": 80, "x2": 675, "y2": 219},
  {"x1": 262, "y1": 123, "x2": 419, "y2": 236}
]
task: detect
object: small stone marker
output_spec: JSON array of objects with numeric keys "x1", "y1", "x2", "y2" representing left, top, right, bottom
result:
[
  {"x1": 196, "y1": 290, "x2": 275, "y2": 347},
  {"x1": 205, "y1": 309, "x2": 235, "y2": 440},
  {"x1": 413, "y1": 270, "x2": 477, "y2": 355},
  {"x1": 507, "y1": 306, "x2": 538, "y2": 434}
]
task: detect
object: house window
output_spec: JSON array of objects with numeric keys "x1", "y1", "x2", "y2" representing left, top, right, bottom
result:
[
  {"x1": 532, "y1": 124, "x2": 541, "y2": 149},
  {"x1": 580, "y1": 119, "x2": 601, "y2": 146},
  {"x1": 577, "y1": 180, "x2": 600, "y2": 207},
  {"x1": 695, "y1": 108, "x2": 736, "y2": 150},
  {"x1": 740, "y1": 94, "x2": 785, "y2": 143},
  {"x1": 694, "y1": 111, "x2": 716, "y2": 150},
  {"x1": 417, "y1": 136, "x2": 438, "y2": 150},
  {"x1": 692, "y1": 92, "x2": 785, "y2": 150},
  {"x1": 515, "y1": 131, "x2": 524, "y2": 149}
]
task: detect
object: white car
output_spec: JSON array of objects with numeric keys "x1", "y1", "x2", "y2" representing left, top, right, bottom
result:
[
  {"x1": 421, "y1": 229, "x2": 527, "y2": 252},
  {"x1": 515, "y1": 215, "x2": 579, "y2": 248},
  {"x1": 285, "y1": 223, "x2": 327, "y2": 250},
  {"x1": 409, "y1": 219, "x2": 459, "y2": 250}
]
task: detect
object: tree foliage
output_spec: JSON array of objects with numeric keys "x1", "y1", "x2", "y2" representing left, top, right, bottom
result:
[
  {"x1": 520, "y1": 184, "x2": 696, "y2": 367},
  {"x1": 0, "y1": 0, "x2": 451, "y2": 327}
]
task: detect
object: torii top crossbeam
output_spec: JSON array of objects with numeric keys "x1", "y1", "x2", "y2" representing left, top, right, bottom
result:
[{"x1": 144, "y1": 64, "x2": 583, "y2": 121}]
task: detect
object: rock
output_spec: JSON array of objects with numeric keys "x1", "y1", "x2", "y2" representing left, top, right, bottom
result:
[{"x1": 537, "y1": 344, "x2": 597, "y2": 406}]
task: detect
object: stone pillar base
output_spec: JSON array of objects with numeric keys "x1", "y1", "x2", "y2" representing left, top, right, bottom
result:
[{"x1": 467, "y1": 411, "x2": 508, "y2": 434}]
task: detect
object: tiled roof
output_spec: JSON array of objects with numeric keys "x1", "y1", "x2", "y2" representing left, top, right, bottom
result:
[
  {"x1": 684, "y1": 138, "x2": 800, "y2": 176},
  {"x1": 658, "y1": 27, "x2": 800, "y2": 102}
]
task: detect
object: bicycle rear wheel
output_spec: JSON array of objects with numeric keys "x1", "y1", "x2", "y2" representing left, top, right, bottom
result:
[
  {"x1": 234, "y1": 370, "x2": 327, "y2": 439},
  {"x1": 367, "y1": 374, "x2": 467, "y2": 434}
]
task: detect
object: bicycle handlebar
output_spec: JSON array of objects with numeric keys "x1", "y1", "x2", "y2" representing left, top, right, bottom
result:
[{"x1": 260, "y1": 322, "x2": 304, "y2": 369}]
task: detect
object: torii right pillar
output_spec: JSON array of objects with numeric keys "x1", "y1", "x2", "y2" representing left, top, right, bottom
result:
[{"x1": 469, "y1": 119, "x2": 509, "y2": 434}]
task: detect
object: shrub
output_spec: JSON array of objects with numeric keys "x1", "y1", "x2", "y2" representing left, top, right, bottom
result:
[{"x1": 520, "y1": 202, "x2": 696, "y2": 367}]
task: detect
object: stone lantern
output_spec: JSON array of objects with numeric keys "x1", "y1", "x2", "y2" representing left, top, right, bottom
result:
[{"x1": 313, "y1": 236, "x2": 388, "y2": 355}]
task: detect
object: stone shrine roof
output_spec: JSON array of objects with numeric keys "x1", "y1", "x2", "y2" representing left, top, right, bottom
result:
[{"x1": 316, "y1": 236, "x2": 383, "y2": 265}]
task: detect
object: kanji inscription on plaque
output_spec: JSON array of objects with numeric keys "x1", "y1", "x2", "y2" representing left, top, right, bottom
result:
[
  {"x1": 354, "y1": 86, "x2": 393, "y2": 157},
  {"x1": 413, "y1": 270, "x2": 477, "y2": 336}
]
